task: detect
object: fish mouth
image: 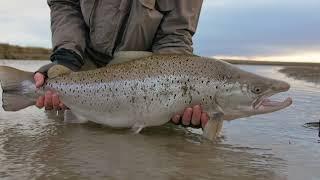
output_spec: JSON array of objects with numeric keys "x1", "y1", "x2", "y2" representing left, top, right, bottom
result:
[{"x1": 253, "y1": 94, "x2": 292, "y2": 113}]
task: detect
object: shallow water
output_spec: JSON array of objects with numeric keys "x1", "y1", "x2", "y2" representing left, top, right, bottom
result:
[{"x1": 0, "y1": 60, "x2": 319, "y2": 180}]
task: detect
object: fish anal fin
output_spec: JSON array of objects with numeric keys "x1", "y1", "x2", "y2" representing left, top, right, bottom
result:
[
  {"x1": 131, "y1": 122, "x2": 145, "y2": 134},
  {"x1": 64, "y1": 110, "x2": 88, "y2": 124},
  {"x1": 203, "y1": 112, "x2": 224, "y2": 140}
]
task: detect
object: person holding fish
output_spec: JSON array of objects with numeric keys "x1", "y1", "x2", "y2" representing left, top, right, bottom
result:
[{"x1": 34, "y1": 0, "x2": 208, "y2": 128}]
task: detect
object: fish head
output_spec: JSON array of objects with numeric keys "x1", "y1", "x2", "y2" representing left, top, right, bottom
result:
[{"x1": 215, "y1": 70, "x2": 292, "y2": 120}]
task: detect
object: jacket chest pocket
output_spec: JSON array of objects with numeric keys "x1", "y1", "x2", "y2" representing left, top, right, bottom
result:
[
  {"x1": 116, "y1": 0, "x2": 163, "y2": 51},
  {"x1": 88, "y1": 0, "x2": 130, "y2": 55}
]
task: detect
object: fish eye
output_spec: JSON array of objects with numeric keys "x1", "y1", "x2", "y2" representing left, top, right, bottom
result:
[{"x1": 252, "y1": 87, "x2": 263, "y2": 94}]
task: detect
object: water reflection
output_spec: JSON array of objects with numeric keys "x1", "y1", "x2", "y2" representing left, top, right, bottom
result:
[{"x1": 0, "y1": 120, "x2": 286, "y2": 179}]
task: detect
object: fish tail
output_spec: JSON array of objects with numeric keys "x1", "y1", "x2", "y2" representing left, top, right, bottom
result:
[{"x1": 0, "y1": 66, "x2": 37, "y2": 111}]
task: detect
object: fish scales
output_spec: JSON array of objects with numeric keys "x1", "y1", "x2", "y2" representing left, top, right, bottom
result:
[
  {"x1": 45, "y1": 55, "x2": 229, "y2": 127},
  {"x1": 0, "y1": 53, "x2": 292, "y2": 139}
]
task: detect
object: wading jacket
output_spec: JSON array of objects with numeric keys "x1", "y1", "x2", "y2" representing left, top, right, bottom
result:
[{"x1": 48, "y1": 0, "x2": 203, "y2": 68}]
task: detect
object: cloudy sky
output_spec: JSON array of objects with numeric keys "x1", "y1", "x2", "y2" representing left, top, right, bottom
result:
[{"x1": 0, "y1": 0, "x2": 319, "y2": 62}]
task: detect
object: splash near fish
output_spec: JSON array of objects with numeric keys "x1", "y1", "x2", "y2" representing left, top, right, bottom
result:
[{"x1": 0, "y1": 52, "x2": 292, "y2": 140}]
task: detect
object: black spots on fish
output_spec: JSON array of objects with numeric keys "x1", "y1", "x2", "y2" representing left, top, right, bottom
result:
[
  {"x1": 130, "y1": 97, "x2": 136, "y2": 103},
  {"x1": 201, "y1": 80, "x2": 204, "y2": 84},
  {"x1": 174, "y1": 94, "x2": 177, "y2": 99},
  {"x1": 151, "y1": 98, "x2": 154, "y2": 102},
  {"x1": 216, "y1": 86, "x2": 218, "y2": 89},
  {"x1": 143, "y1": 96, "x2": 147, "y2": 100},
  {"x1": 115, "y1": 88, "x2": 118, "y2": 92},
  {"x1": 181, "y1": 85, "x2": 188, "y2": 96},
  {"x1": 210, "y1": 96, "x2": 213, "y2": 100}
]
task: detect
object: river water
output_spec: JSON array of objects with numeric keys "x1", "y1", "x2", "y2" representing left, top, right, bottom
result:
[{"x1": 0, "y1": 60, "x2": 319, "y2": 180}]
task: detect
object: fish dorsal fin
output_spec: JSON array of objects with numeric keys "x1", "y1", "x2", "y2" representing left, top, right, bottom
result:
[{"x1": 109, "y1": 51, "x2": 153, "y2": 65}]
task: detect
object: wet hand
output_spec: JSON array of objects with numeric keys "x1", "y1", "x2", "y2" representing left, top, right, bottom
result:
[
  {"x1": 34, "y1": 72, "x2": 66, "y2": 110},
  {"x1": 171, "y1": 105, "x2": 209, "y2": 128}
]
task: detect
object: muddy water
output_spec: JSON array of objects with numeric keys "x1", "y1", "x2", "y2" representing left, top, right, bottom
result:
[{"x1": 0, "y1": 60, "x2": 319, "y2": 180}]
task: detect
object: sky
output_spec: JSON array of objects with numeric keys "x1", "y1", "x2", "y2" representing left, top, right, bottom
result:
[{"x1": 0, "y1": 0, "x2": 319, "y2": 62}]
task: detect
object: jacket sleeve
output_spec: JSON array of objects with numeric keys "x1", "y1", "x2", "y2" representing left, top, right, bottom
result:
[
  {"x1": 48, "y1": 0, "x2": 87, "y2": 61},
  {"x1": 152, "y1": 0, "x2": 203, "y2": 54}
]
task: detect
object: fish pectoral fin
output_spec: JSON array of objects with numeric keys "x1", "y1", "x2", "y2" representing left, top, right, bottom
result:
[
  {"x1": 203, "y1": 112, "x2": 224, "y2": 140},
  {"x1": 64, "y1": 110, "x2": 88, "y2": 124},
  {"x1": 131, "y1": 122, "x2": 145, "y2": 134}
]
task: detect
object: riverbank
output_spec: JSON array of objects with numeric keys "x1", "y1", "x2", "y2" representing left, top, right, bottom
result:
[
  {"x1": 279, "y1": 66, "x2": 320, "y2": 84},
  {"x1": 1, "y1": 43, "x2": 319, "y2": 66},
  {"x1": 223, "y1": 59, "x2": 320, "y2": 66},
  {"x1": 0, "y1": 43, "x2": 51, "y2": 60}
]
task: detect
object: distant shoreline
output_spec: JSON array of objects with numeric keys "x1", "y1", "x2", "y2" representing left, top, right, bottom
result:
[
  {"x1": 0, "y1": 43, "x2": 51, "y2": 60},
  {"x1": 1, "y1": 43, "x2": 319, "y2": 66},
  {"x1": 222, "y1": 59, "x2": 320, "y2": 66}
]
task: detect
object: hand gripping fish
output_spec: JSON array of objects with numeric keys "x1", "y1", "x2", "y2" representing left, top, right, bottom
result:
[{"x1": 0, "y1": 52, "x2": 292, "y2": 140}]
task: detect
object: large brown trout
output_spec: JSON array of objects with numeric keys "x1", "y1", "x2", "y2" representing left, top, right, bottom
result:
[{"x1": 0, "y1": 53, "x2": 292, "y2": 139}]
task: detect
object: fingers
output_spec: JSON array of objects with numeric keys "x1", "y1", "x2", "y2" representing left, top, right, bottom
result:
[
  {"x1": 182, "y1": 107, "x2": 193, "y2": 126},
  {"x1": 34, "y1": 72, "x2": 45, "y2": 88},
  {"x1": 36, "y1": 90, "x2": 66, "y2": 110},
  {"x1": 191, "y1": 105, "x2": 201, "y2": 126},
  {"x1": 171, "y1": 114, "x2": 181, "y2": 124},
  {"x1": 36, "y1": 96, "x2": 45, "y2": 108},
  {"x1": 170, "y1": 105, "x2": 209, "y2": 129},
  {"x1": 44, "y1": 91, "x2": 53, "y2": 110},
  {"x1": 52, "y1": 93, "x2": 60, "y2": 110}
]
